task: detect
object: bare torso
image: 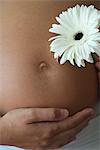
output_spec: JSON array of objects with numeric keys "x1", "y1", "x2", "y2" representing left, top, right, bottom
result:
[{"x1": 0, "y1": 1, "x2": 99, "y2": 116}]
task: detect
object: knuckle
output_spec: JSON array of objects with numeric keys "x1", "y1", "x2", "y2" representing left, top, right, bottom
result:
[
  {"x1": 51, "y1": 109, "x2": 57, "y2": 119},
  {"x1": 30, "y1": 110, "x2": 36, "y2": 119},
  {"x1": 27, "y1": 110, "x2": 33, "y2": 119},
  {"x1": 51, "y1": 108, "x2": 60, "y2": 120},
  {"x1": 28, "y1": 110, "x2": 38, "y2": 121}
]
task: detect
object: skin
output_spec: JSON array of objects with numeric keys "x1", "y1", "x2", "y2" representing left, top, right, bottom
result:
[
  {"x1": 0, "y1": 108, "x2": 96, "y2": 149},
  {"x1": 0, "y1": 0, "x2": 99, "y2": 116},
  {"x1": 0, "y1": 0, "x2": 99, "y2": 149},
  {"x1": 0, "y1": 60, "x2": 98, "y2": 149}
]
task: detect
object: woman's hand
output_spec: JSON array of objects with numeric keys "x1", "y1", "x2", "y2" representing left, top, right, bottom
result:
[{"x1": 0, "y1": 107, "x2": 95, "y2": 149}]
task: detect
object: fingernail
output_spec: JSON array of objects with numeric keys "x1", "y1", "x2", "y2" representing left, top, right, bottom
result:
[{"x1": 60, "y1": 109, "x2": 69, "y2": 119}]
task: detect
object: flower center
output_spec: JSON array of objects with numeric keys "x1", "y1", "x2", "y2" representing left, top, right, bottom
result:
[{"x1": 74, "y1": 32, "x2": 83, "y2": 40}]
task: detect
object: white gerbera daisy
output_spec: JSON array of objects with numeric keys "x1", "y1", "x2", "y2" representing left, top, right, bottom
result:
[{"x1": 49, "y1": 5, "x2": 100, "y2": 67}]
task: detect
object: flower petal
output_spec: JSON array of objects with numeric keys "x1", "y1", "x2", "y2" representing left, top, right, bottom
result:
[
  {"x1": 49, "y1": 5, "x2": 100, "y2": 67},
  {"x1": 60, "y1": 48, "x2": 73, "y2": 65},
  {"x1": 49, "y1": 24, "x2": 67, "y2": 35}
]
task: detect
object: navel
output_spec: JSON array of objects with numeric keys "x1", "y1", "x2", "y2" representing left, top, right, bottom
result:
[{"x1": 39, "y1": 61, "x2": 48, "y2": 72}]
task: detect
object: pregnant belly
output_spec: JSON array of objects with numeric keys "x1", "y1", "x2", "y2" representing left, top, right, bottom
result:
[
  {"x1": 0, "y1": 0, "x2": 98, "y2": 116},
  {"x1": 0, "y1": 56, "x2": 98, "y2": 116}
]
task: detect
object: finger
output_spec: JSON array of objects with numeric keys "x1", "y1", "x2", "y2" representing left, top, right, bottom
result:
[
  {"x1": 48, "y1": 129, "x2": 76, "y2": 149},
  {"x1": 49, "y1": 136, "x2": 75, "y2": 149},
  {"x1": 65, "y1": 108, "x2": 96, "y2": 129},
  {"x1": 50, "y1": 114, "x2": 90, "y2": 139},
  {"x1": 48, "y1": 118, "x2": 90, "y2": 149},
  {"x1": 72, "y1": 118, "x2": 89, "y2": 135},
  {"x1": 22, "y1": 108, "x2": 69, "y2": 124},
  {"x1": 64, "y1": 118, "x2": 89, "y2": 140},
  {"x1": 95, "y1": 62, "x2": 100, "y2": 71},
  {"x1": 51, "y1": 108, "x2": 95, "y2": 133}
]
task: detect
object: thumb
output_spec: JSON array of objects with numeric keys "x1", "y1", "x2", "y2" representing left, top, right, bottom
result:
[{"x1": 23, "y1": 108, "x2": 69, "y2": 124}]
